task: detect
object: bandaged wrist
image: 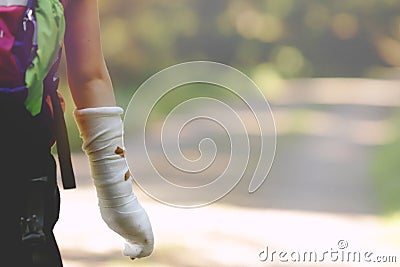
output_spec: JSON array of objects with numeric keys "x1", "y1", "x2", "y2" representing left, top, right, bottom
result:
[
  {"x1": 74, "y1": 107, "x2": 133, "y2": 207},
  {"x1": 74, "y1": 106, "x2": 154, "y2": 258}
]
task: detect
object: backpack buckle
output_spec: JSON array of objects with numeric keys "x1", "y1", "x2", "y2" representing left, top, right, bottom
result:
[
  {"x1": 20, "y1": 214, "x2": 46, "y2": 247},
  {"x1": 22, "y1": 8, "x2": 38, "y2": 60},
  {"x1": 20, "y1": 176, "x2": 49, "y2": 247}
]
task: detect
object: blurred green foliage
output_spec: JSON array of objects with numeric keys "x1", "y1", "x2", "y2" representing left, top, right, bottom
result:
[
  {"x1": 57, "y1": 1, "x2": 400, "y2": 216},
  {"x1": 97, "y1": 0, "x2": 400, "y2": 91},
  {"x1": 63, "y1": 0, "x2": 400, "y2": 151},
  {"x1": 371, "y1": 111, "x2": 400, "y2": 215}
]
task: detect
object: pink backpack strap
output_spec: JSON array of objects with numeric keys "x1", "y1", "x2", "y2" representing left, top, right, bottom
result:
[{"x1": 0, "y1": 4, "x2": 26, "y2": 87}]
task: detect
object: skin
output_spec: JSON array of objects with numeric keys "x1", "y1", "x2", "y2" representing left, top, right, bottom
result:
[
  {"x1": 63, "y1": 2, "x2": 141, "y2": 259},
  {"x1": 63, "y1": 0, "x2": 117, "y2": 109}
]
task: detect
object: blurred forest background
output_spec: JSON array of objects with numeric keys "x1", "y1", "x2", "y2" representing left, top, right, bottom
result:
[
  {"x1": 58, "y1": 0, "x2": 400, "y2": 214},
  {"x1": 96, "y1": 0, "x2": 400, "y2": 87},
  {"x1": 54, "y1": 2, "x2": 400, "y2": 265},
  {"x1": 60, "y1": 0, "x2": 400, "y2": 139}
]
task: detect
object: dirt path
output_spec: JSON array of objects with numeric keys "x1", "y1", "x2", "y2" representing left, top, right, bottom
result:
[{"x1": 54, "y1": 79, "x2": 400, "y2": 266}]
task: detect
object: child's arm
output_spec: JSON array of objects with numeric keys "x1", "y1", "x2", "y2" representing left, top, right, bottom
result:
[
  {"x1": 64, "y1": 0, "x2": 115, "y2": 109},
  {"x1": 63, "y1": 0, "x2": 154, "y2": 259}
]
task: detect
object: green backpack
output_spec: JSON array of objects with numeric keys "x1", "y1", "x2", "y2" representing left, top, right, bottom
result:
[{"x1": 0, "y1": 0, "x2": 75, "y2": 189}]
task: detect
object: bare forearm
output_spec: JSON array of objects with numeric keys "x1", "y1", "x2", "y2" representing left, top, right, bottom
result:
[
  {"x1": 68, "y1": 77, "x2": 116, "y2": 109},
  {"x1": 64, "y1": 0, "x2": 116, "y2": 109}
]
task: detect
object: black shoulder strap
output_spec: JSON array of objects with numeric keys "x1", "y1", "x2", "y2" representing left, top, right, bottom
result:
[
  {"x1": 49, "y1": 83, "x2": 76, "y2": 190},
  {"x1": 45, "y1": 50, "x2": 76, "y2": 190}
]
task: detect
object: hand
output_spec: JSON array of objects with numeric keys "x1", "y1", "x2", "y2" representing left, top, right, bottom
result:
[{"x1": 100, "y1": 200, "x2": 154, "y2": 258}]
